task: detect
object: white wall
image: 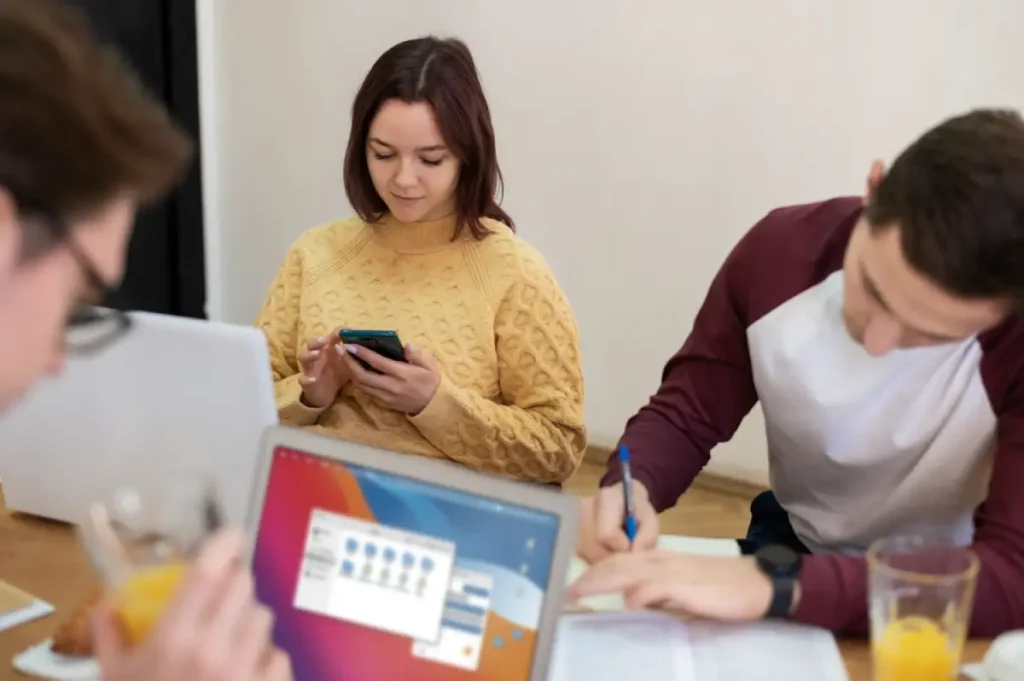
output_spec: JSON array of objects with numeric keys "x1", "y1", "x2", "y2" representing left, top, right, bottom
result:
[{"x1": 197, "y1": 0, "x2": 1024, "y2": 485}]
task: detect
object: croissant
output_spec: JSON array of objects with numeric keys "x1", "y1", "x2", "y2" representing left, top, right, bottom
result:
[{"x1": 51, "y1": 589, "x2": 104, "y2": 657}]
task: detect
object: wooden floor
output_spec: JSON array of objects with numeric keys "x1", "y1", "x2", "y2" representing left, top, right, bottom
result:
[{"x1": 563, "y1": 460, "x2": 754, "y2": 539}]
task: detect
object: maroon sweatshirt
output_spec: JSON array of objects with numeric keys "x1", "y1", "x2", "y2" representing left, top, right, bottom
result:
[{"x1": 601, "y1": 197, "x2": 1024, "y2": 636}]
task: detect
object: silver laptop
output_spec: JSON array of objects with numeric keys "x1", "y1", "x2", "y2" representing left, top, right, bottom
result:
[
  {"x1": 0, "y1": 311, "x2": 278, "y2": 526},
  {"x1": 246, "y1": 426, "x2": 578, "y2": 680}
]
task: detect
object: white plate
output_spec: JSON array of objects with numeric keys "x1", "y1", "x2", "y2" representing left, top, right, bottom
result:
[{"x1": 12, "y1": 639, "x2": 99, "y2": 681}]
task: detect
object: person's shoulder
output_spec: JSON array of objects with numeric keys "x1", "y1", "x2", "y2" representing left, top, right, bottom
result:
[
  {"x1": 470, "y1": 221, "x2": 577, "y2": 328},
  {"x1": 286, "y1": 217, "x2": 371, "y2": 264},
  {"x1": 471, "y1": 219, "x2": 556, "y2": 280},
  {"x1": 740, "y1": 196, "x2": 862, "y2": 265},
  {"x1": 979, "y1": 316, "x2": 1024, "y2": 415},
  {"x1": 292, "y1": 216, "x2": 369, "y2": 251},
  {"x1": 719, "y1": 196, "x2": 862, "y2": 326}
]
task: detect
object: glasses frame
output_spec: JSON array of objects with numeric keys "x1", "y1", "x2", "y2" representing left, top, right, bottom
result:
[{"x1": 35, "y1": 211, "x2": 133, "y2": 354}]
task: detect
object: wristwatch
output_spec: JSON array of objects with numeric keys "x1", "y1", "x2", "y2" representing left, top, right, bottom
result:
[{"x1": 754, "y1": 544, "x2": 802, "y2": 618}]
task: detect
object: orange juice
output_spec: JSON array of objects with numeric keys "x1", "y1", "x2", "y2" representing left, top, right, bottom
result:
[
  {"x1": 873, "y1": 616, "x2": 958, "y2": 681},
  {"x1": 114, "y1": 562, "x2": 187, "y2": 644}
]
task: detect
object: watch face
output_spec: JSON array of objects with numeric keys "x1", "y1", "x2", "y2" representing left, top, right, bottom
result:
[{"x1": 757, "y1": 544, "x2": 800, "y2": 575}]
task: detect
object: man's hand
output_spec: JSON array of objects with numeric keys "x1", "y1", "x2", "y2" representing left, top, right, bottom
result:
[
  {"x1": 567, "y1": 552, "x2": 774, "y2": 622},
  {"x1": 91, "y1": 529, "x2": 292, "y2": 681},
  {"x1": 576, "y1": 482, "x2": 659, "y2": 563},
  {"x1": 343, "y1": 344, "x2": 440, "y2": 415}
]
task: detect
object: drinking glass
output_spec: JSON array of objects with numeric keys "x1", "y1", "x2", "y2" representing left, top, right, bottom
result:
[
  {"x1": 868, "y1": 534, "x2": 979, "y2": 681},
  {"x1": 77, "y1": 473, "x2": 225, "y2": 645}
]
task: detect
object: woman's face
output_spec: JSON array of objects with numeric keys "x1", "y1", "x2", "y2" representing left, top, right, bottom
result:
[{"x1": 366, "y1": 99, "x2": 460, "y2": 223}]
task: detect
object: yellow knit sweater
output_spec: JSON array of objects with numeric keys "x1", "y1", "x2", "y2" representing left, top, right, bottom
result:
[{"x1": 255, "y1": 214, "x2": 587, "y2": 483}]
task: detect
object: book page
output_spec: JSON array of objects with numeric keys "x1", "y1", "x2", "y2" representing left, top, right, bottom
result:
[
  {"x1": 550, "y1": 612, "x2": 849, "y2": 681},
  {"x1": 549, "y1": 612, "x2": 695, "y2": 680},
  {"x1": 688, "y1": 619, "x2": 849, "y2": 681}
]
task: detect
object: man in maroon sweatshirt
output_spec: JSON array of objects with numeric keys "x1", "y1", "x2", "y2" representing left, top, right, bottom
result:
[{"x1": 570, "y1": 109, "x2": 1024, "y2": 637}]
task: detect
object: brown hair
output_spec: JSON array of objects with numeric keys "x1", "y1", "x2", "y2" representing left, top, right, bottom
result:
[
  {"x1": 865, "y1": 108, "x2": 1024, "y2": 303},
  {"x1": 343, "y1": 36, "x2": 513, "y2": 240},
  {"x1": 0, "y1": 0, "x2": 192, "y2": 256}
]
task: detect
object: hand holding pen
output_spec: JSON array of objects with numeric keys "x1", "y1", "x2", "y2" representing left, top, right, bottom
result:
[
  {"x1": 576, "y1": 445, "x2": 661, "y2": 563},
  {"x1": 618, "y1": 445, "x2": 639, "y2": 544}
]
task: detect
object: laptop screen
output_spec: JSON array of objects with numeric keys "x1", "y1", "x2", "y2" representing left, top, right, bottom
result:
[{"x1": 251, "y1": 446, "x2": 562, "y2": 681}]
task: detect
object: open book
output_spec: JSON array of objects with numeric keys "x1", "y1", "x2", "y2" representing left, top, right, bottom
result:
[{"x1": 556, "y1": 536, "x2": 849, "y2": 681}]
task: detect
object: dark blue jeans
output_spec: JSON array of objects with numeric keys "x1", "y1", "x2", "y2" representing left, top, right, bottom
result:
[{"x1": 737, "y1": 490, "x2": 811, "y2": 555}]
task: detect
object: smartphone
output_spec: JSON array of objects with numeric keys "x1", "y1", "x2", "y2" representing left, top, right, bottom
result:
[{"x1": 338, "y1": 329, "x2": 408, "y2": 373}]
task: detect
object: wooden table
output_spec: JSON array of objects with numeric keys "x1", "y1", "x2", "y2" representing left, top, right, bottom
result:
[
  {"x1": 0, "y1": 494, "x2": 990, "y2": 680},
  {"x1": 0, "y1": 495, "x2": 98, "y2": 677}
]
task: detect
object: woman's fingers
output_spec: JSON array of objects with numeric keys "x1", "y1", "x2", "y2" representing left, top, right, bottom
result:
[
  {"x1": 300, "y1": 335, "x2": 330, "y2": 363},
  {"x1": 299, "y1": 335, "x2": 339, "y2": 379},
  {"x1": 306, "y1": 335, "x2": 329, "y2": 351}
]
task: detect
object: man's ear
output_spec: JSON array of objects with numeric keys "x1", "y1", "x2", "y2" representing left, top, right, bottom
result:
[
  {"x1": 864, "y1": 160, "x2": 886, "y2": 203},
  {"x1": 0, "y1": 188, "x2": 21, "y2": 280}
]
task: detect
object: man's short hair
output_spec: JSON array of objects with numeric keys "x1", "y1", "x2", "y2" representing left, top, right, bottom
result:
[
  {"x1": 865, "y1": 109, "x2": 1024, "y2": 304},
  {"x1": 0, "y1": 0, "x2": 192, "y2": 258}
]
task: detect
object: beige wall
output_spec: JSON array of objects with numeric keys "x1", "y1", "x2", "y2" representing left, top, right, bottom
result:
[{"x1": 197, "y1": 0, "x2": 1024, "y2": 485}]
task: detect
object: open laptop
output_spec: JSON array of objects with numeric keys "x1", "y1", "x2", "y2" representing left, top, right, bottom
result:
[
  {"x1": 247, "y1": 426, "x2": 579, "y2": 681},
  {"x1": 0, "y1": 310, "x2": 278, "y2": 526}
]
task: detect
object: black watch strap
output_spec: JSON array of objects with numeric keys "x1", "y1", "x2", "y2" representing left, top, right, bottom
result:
[
  {"x1": 754, "y1": 544, "x2": 802, "y2": 618},
  {"x1": 765, "y1": 573, "x2": 797, "y2": 618}
]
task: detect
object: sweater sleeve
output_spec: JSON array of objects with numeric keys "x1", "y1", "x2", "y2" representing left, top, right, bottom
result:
[
  {"x1": 793, "y1": 379, "x2": 1024, "y2": 636},
  {"x1": 255, "y1": 245, "x2": 327, "y2": 426},
  {"x1": 407, "y1": 247, "x2": 586, "y2": 483},
  {"x1": 600, "y1": 229, "x2": 760, "y2": 512}
]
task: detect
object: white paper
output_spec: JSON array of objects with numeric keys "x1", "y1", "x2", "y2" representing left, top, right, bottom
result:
[
  {"x1": 549, "y1": 612, "x2": 848, "y2": 681},
  {"x1": 960, "y1": 630, "x2": 1024, "y2": 681},
  {"x1": 565, "y1": 536, "x2": 741, "y2": 612},
  {"x1": 12, "y1": 639, "x2": 100, "y2": 681},
  {"x1": 655, "y1": 536, "x2": 743, "y2": 557},
  {"x1": 961, "y1": 663, "x2": 986, "y2": 681},
  {"x1": 687, "y1": 620, "x2": 849, "y2": 681},
  {"x1": 549, "y1": 612, "x2": 695, "y2": 680},
  {"x1": 0, "y1": 599, "x2": 54, "y2": 633}
]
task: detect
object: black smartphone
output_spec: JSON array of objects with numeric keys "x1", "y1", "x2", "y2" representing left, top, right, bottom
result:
[{"x1": 338, "y1": 329, "x2": 408, "y2": 373}]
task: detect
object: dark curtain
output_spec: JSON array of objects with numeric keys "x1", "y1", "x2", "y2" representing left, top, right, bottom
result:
[{"x1": 66, "y1": 0, "x2": 207, "y2": 319}]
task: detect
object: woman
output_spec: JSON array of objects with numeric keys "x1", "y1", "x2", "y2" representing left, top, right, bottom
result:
[{"x1": 257, "y1": 36, "x2": 586, "y2": 484}]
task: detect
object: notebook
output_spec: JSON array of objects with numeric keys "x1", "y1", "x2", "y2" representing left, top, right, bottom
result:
[
  {"x1": 550, "y1": 612, "x2": 850, "y2": 681},
  {"x1": 559, "y1": 536, "x2": 850, "y2": 680}
]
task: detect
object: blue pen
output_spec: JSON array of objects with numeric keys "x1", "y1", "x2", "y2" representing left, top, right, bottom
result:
[{"x1": 618, "y1": 445, "x2": 638, "y2": 543}]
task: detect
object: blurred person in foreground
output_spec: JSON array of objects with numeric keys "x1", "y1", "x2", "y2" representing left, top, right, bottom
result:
[{"x1": 0, "y1": 1, "x2": 290, "y2": 679}]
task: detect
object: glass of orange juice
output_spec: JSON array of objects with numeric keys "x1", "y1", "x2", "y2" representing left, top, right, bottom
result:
[
  {"x1": 868, "y1": 534, "x2": 979, "y2": 681},
  {"x1": 78, "y1": 473, "x2": 225, "y2": 645}
]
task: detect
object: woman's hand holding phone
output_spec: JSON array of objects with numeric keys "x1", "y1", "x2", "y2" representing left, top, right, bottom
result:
[
  {"x1": 343, "y1": 344, "x2": 440, "y2": 415},
  {"x1": 297, "y1": 331, "x2": 352, "y2": 408}
]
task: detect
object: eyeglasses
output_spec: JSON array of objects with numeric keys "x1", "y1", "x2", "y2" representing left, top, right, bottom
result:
[
  {"x1": 34, "y1": 212, "x2": 133, "y2": 354},
  {"x1": 66, "y1": 304, "x2": 132, "y2": 354}
]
